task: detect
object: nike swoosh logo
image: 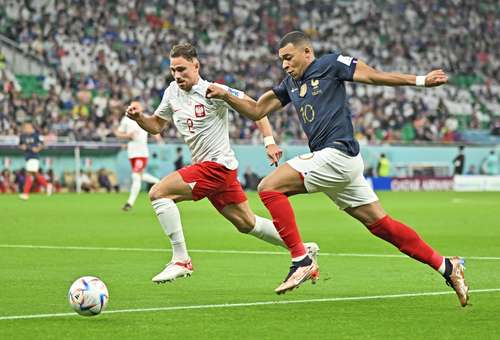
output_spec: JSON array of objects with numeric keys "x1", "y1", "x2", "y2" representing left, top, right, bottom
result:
[{"x1": 291, "y1": 88, "x2": 298, "y2": 92}]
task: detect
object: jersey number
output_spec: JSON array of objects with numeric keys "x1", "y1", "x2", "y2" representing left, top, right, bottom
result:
[
  {"x1": 187, "y1": 118, "x2": 195, "y2": 133},
  {"x1": 300, "y1": 104, "x2": 316, "y2": 123}
]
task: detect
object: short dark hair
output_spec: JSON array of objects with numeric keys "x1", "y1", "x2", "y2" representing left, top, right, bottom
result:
[
  {"x1": 279, "y1": 31, "x2": 311, "y2": 49},
  {"x1": 170, "y1": 43, "x2": 198, "y2": 61}
]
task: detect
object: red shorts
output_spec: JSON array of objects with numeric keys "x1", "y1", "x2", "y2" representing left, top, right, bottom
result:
[
  {"x1": 177, "y1": 161, "x2": 247, "y2": 211},
  {"x1": 129, "y1": 157, "x2": 148, "y2": 172}
]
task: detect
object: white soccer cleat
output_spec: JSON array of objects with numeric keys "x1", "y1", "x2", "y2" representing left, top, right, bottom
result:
[
  {"x1": 274, "y1": 259, "x2": 320, "y2": 295},
  {"x1": 152, "y1": 259, "x2": 194, "y2": 283},
  {"x1": 19, "y1": 193, "x2": 29, "y2": 200}
]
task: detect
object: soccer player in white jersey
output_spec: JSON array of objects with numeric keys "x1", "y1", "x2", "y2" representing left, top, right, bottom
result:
[
  {"x1": 126, "y1": 43, "x2": 319, "y2": 283},
  {"x1": 114, "y1": 115, "x2": 160, "y2": 211}
]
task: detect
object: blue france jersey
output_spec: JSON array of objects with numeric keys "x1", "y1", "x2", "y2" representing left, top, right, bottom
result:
[
  {"x1": 19, "y1": 132, "x2": 43, "y2": 160},
  {"x1": 272, "y1": 53, "x2": 359, "y2": 155}
]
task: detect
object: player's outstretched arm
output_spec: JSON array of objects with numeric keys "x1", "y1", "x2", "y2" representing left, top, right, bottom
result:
[
  {"x1": 126, "y1": 101, "x2": 167, "y2": 135},
  {"x1": 206, "y1": 85, "x2": 282, "y2": 121},
  {"x1": 353, "y1": 60, "x2": 448, "y2": 88}
]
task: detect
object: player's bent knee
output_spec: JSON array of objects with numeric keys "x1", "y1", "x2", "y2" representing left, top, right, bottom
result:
[
  {"x1": 257, "y1": 179, "x2": 273, "y2": 193},
  {"x1": 148, "y1": 184, "x2": 163, "y2": 201}
]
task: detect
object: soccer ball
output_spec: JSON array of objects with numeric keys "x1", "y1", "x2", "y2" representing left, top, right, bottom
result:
[{"x1": 68, "y1": 276, "x2": 109, "y2": 316}]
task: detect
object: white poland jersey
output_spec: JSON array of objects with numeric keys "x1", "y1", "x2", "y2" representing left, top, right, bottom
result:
[
  {"x1": 154, "y1": 78, "x2": 243, "y2": 170},
  {"x1": 117, "y1": 116, "x2": 149, "y2": 158}
]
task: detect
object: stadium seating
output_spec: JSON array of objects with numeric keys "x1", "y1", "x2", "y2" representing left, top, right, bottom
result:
[{"x1": 0, "y1": 0, "x2": 498, "y2": 144}]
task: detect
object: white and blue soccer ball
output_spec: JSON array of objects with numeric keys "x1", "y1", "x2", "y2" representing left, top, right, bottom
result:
[{"x1": 68, "y1": 276, "x2": 109, "y2": 316}]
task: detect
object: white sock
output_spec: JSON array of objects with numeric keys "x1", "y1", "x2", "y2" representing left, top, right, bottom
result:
[
  {"x1": 142, "y1": 172, "x2": 160, "y2": 184},
  {"x1": 127, "y1": 172, "x2": 142, "y2": 206},
  {"x1": 151, "y1": 198, "x2": 189, "y2": 262},
  {"x1": 437, "y1": 258, "x2": 446, "y2": 275},
  {"x1": 248, "y1": 215, "x2": 286, "y2": 248},
  {"x1": 292, "y1": 254, "x2": 308, "y2": 262},
  {"x1": 46, "y1": 183, "x2": 53, "y2": 196}
]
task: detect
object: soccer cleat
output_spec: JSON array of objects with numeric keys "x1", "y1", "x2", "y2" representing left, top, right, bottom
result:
[
  {"x1": 152, "y1": 259, "x2": 194, "y2": 283},
  {"x1": 275, "y1": 256, "x2": 320, "y2": 295},
  {"x1": 122, "y1": 203, "x2": 132, "y2": 211},
  {"x1": 444, "y1": 256, "x2": 469, "y2": 307},
  {"x1": 19, "y1": 193, "x2": 29, "y2": 200}
]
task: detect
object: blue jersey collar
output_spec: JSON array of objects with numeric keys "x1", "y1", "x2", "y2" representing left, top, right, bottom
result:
[{"x1": 298, "y1": 59, "x2": 317, "y2": 81}]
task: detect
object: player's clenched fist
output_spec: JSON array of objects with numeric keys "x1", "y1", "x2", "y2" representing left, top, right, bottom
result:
[
  {"x1": 126, "y1": 101, "x2": 144, "y2": 121},
  {"x1": 206, "y1": 84, "x2": 228, "y2": 100},
  {"x1": 266, "y1": 143, "x2": 283, "y2": 167}
]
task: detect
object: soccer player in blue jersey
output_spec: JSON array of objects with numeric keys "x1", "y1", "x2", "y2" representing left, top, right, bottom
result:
[
  {"x1": 18, "y1": 122, "x2": 52, "y2": 200},
  {"x1": 207, "y1": 31, "x2": 469, "y2": 306}
]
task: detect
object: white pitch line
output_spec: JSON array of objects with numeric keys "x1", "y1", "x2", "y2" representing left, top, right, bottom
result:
[
  {"x1": 1, "y1": 244, "x2": 500, "y2": 261},
  {"x1": 1, "y1": 288, "x2": 499, "y2": 321}
]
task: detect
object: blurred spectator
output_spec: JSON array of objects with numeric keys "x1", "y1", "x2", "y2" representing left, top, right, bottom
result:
[
  {"x1": 174, "y1": 147, "x2": 184, "y2": 170},
  {"x1": 482, "y1": 150, "x2": 499, "y2": 176},
  {"x1": 377, "y1": 153, "x2": 391, "y2": 177},
  {"x1": 79, "y1": 171, "x2": 96, "y2": 193},
  {"x1": 465, "y1": 165, "x2": 477, "y2": 175},
  {"x1": 0, "y1": 169, "x2": 16, "y2": 193},
  {"x1": 97, "y1": 168, "x2": 119, "y2": 192},
  {"x1": 46, "y1": 169, "x2": 62, "y2": 193},
  {"x1": 14, "y1": 168, "x2": 26, "y2": 192},
  {"x1": 452, "y1": 146, "x2": 466, "y2": 175},
  {"x1": 0, "y1": 0, "x2": 498, "y2": 145},
  {"x1": 243, "y1": 166, "x2": 261, "y2": 191},
  {"x1": 491, "y1": 118, "x2": 500, "y2": 136}
]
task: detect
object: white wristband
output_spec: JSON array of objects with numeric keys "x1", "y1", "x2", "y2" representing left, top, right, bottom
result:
[
  {"x1": 263, "y1": 136, "x2": 276, "y2": 147},
  {"x1": 416, "y1": 75, "x2": 426, "y2": 87}
]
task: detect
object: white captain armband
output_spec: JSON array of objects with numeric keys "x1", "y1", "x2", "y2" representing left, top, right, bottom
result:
[
  {"x1": 416, "y1": 75, "x2": 426, "y2": 87},
  {"x1": 263, "y1": 136, "x2": 276, "y2": 147}
]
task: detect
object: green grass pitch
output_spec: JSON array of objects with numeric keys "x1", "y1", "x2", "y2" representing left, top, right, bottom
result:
[{"x1": 1, "y1": 191, "x2": 499, "y2": 339}]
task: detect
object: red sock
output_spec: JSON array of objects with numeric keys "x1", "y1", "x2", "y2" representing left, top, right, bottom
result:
[
  {"x1": 259, "y1": 191, "x2": 306, "y2": 258},
  {"x1": 23, "y1": 175, "x2": 33, "y2": 194},
  {"x1": 368, "y1": 215, "x2": 443, "y2": 270},
  {"x1": 36, "y1": 174, "x2": 48, "y2": 187}
]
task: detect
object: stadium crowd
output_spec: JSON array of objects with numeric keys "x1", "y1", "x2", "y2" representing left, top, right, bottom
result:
[{"x1": 0, "y1": 0, "x2": 499, "y2": 144}]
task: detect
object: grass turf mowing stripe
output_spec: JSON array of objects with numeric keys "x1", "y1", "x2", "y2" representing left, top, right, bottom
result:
[
  {"x1": 1, "y1": 288, "x2": 499, "y2": 321},
  {"x1": 1, "y1": 244, "x2": 500, "y2": 261}
]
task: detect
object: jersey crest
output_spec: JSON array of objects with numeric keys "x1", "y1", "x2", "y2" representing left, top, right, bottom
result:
[
  {"x1": 299, "y1": 83, "x2": 308, "y2": 97},
  {"x1": 311, "y1": 79, "x2": 321, "y2": 96},
  {"x1": 194, "y1": 104, "x2": 206, "y2": 117}
]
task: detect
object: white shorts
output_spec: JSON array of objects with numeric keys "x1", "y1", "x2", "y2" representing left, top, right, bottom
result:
[
  {"x1": 25, "y1": 158, "x2": 40, "y2": 173},
  {"x1": 287, "y1": 147, "x2": 378, "y2": 210}
]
